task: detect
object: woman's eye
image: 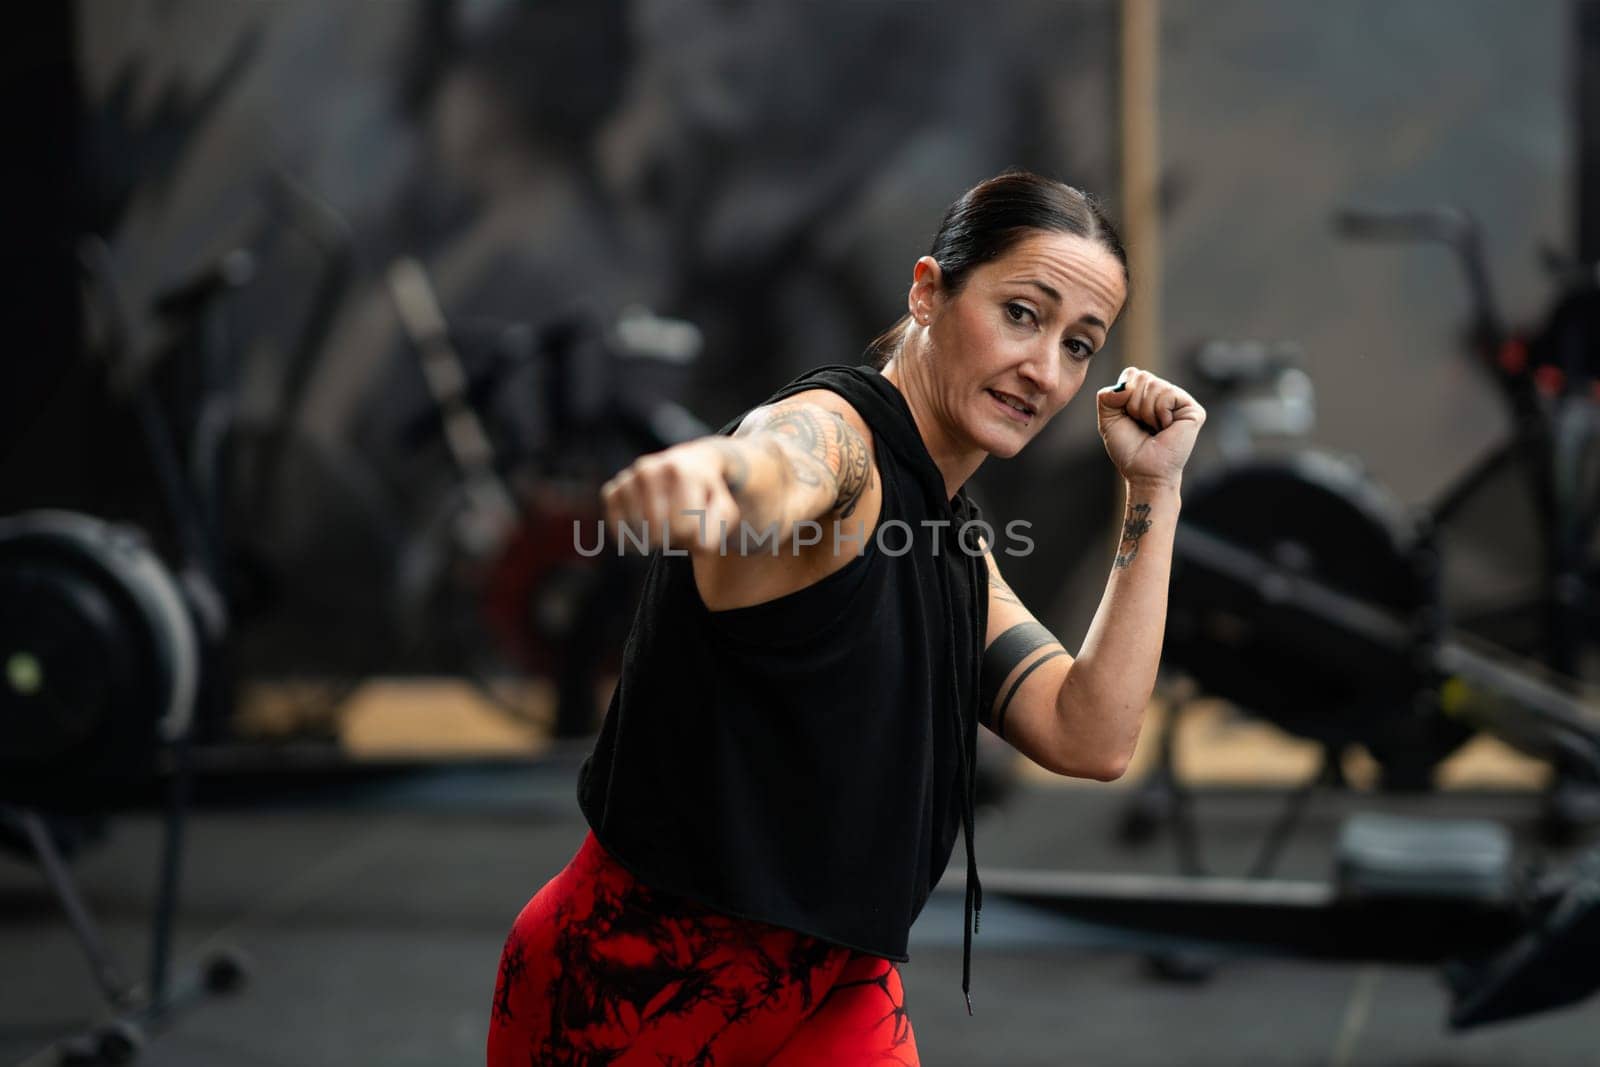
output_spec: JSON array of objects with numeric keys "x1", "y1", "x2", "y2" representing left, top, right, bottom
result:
[
  {"x1": 1004, "y1": 302, "x2": 1036, "y2": 326},
  {"x1": 1065, "y1": 338, "x2": 1093, "y2": 360}
]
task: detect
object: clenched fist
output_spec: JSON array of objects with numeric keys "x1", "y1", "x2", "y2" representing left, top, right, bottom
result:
[
  {"x1": 601, "y1": 440, "x2": 744, "y2": 553},
  {"x1": 1096, "y1": 367, "x2": 1206, "y2": 490}
]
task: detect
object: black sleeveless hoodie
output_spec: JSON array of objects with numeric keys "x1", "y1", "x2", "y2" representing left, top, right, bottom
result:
[{"x1": 578, "y1": 363, "x2": 989, "y2": 1005}]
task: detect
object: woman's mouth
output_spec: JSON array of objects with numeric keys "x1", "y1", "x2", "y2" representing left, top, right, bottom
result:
[{"x1": 986, "y1": 389, "x2": 1036, "y2": 424}]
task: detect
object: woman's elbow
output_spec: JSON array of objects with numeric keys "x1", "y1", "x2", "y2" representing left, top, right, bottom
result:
[
  {"x1": 1040, "y1": 745, "x2": 1132, "y2": 783},
  {"x1": 1083, "y1": 750, "x2": 1132, "y2": 783},
  {"x1": 1045, "y1": 692, "x2": 1139, "y2": 781}
]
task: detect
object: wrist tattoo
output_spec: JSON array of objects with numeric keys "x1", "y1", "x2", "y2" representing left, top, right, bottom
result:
[{"x1": 1114, "y1": 503, "x2": 1153, "y2": 570}]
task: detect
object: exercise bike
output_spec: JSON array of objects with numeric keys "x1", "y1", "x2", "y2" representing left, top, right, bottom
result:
[
  {"x1": 0, "y1": 170, "x2": 357, "y2": 1064},
  {"x1": 986, "y1": 207, "x2": 1600, "y2": 1030}
]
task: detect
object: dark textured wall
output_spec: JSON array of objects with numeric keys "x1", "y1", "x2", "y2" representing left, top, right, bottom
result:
[{"x1": 21, "y1": 0, "x2": 1572, "y2": 672}]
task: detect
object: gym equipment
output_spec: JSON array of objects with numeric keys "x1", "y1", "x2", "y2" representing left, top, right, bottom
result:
[
  {"x1": 1133, "y1": 202, "x2": 1600, "y2": 877},
  {"x1": 0, "y1": 512, "x2": 197, "y2": 805},
  {"x1": 0, "y1": 513, "x2": 248, "y2": 1064},
  {"x1": 0, "y1": 177, "x2": 331, "y2": 1057},
  {"x1": 1167, "y1": 451, "x2": 1465, "y2": 790},
  {"x1": 1170, "y1": 516, "x2": 1600, "y2": 782},
  {"x1": 985, "y1": 811, "x2": 1600, "y2": 1030},
  {"x1": 1097, "y1": 205, "x2": 1600, "y2": 1021},
  {"x1": 1137, "y1": 475, "x2": 1600, "y2": 898},
  {"x1": 387, "y1": 259, "x2": 709, "y2": 737},
  {"x1": 1332, "y1": 205, "x2": 1600, "y2": 684}
]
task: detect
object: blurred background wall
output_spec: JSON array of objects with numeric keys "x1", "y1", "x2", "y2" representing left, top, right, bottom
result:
[
  {"x1": 0, "y1": 0, "x2": 1571, "y2": 681},
  {"x1": 1164, "y1": 0, "x2": 1565, "y2": 503}
]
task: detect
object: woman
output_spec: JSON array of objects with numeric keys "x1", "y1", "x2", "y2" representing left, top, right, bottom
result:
[{"x1": 488, "y1": 170, "x2": 1204, "y2": 1065}]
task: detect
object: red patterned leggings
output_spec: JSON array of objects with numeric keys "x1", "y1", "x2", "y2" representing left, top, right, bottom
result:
[{"x1": 487, "y1": 832, "x2": 919, "y2": 1065}]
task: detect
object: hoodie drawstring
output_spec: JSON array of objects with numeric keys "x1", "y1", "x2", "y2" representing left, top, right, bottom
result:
[{"x1": 948, "y1": 498, "x2": 985, "y2": 1014}]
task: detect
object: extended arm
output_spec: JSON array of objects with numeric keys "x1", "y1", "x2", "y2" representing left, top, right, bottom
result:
[{"x1": 601, "y1": 391, "x2": 874, "y2": 555}]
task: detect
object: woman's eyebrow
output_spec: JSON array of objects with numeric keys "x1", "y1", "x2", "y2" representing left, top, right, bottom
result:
[
  {"x1": 1010, "y1": 279, "x2": 1109, "y2": 331},
  {"x1": 1011, "y1": 278, "x2": 1062, "y2": 304}
]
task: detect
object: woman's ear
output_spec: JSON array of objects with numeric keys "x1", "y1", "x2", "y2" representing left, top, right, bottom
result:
[{"x1": 907, "y1": 256, "x2": 944, "y2": 325}]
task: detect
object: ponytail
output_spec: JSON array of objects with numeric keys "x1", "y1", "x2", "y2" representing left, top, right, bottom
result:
[{"x1": 865, "y1": 312, "x2": 912, "y2": 369}]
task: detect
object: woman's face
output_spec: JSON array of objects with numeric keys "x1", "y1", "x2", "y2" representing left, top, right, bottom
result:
[{"x1": 912, "y1": 230, "x2": 1126, "y2": 459}]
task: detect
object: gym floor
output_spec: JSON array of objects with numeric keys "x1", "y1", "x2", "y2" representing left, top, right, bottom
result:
[{"x1": 3, "y1": 696, "x2": 1599, "y2": 1067}]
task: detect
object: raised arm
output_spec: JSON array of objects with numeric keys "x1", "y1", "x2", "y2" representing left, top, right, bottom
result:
[
  {"x1": 981, "y1": 368, "x2": 1203, "y2": 780},
  {"x1": 600, "y1": 390, "x2": 875, "y2": 555}
]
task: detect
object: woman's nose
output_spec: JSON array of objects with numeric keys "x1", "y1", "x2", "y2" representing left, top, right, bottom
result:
[{"x1": 1020, "y1": 342, "x2": 1059, "y2": 393}]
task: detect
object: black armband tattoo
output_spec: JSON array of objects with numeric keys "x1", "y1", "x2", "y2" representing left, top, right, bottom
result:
[
  {"x1": 993, "y1": 650, "x2": 1067, "y2": 740},
  {"x1": 979, "y1": 622, "x2": 1061, "y2": 726}
]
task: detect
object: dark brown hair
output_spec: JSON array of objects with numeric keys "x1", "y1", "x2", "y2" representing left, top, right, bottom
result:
[{"x1": 867, "y1": 170, "x2": 1128, "y2": 368}]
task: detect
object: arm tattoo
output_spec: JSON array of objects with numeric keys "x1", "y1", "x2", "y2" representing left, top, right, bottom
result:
[
  {"x1": 987, "y1": 566, "x2": 1022, "y2": 608},
  {"x1": 993, "y1": 650, "x2": 1067, "y2": 740},
  {"x1": 742, "y1": 402, "x2": 875, "y2": 517},
  {"x1": 1113, "y1": 503, "x2": 1153, "y2": 570},
  {"x1": 762, "y1": 407, "x2": 829, "y2": 489},
  {"x1": 979, "y1": 622, "x2": 1065, "y2": 735},
  {"x1": 832, "y1": 418, "x2": 873, "y2": 517}
]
